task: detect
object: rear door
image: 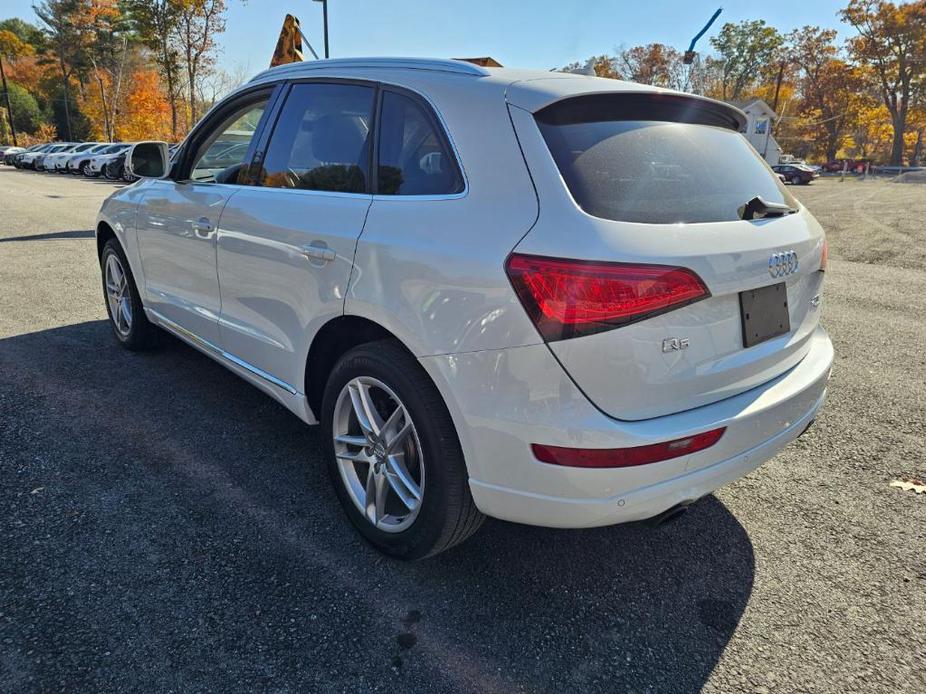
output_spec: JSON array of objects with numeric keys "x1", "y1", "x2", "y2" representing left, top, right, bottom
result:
[
  {"x1": 135, "y1": 87, "x2": 275, "y2": 346},
  {"x1": 508, "y1": 91, "x2": 826, "y2": 421},
  {"x1": 215, "y1": 81, "x2": 376, "y2": 392}
]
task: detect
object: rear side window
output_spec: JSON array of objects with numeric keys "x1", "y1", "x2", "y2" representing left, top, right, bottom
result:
[
  {"x1": 258, "y1": 82, "x2": 375, "y2": 193},
  {"x1": 536, "y1": 95, "x2": 796, "y2": 224},
  {"x1": 377, "y1": 91, "x2": 463, "y2": 196}
]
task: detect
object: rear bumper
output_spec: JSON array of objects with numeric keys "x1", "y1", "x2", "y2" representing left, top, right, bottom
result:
[{"x1": 420, "y1": 326, "x2": 833, "y2": 528}]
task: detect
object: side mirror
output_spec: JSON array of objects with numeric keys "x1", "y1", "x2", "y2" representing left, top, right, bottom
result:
[{"x1": 126, "y1": 141, "x2": 170, "y2": 179}]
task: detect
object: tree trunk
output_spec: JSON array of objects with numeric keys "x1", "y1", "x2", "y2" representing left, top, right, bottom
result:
[
  {"x1": 186, "y1": 27, "x2": 197, "y2": 126},
  {"x1": 825, "y1": 118, "x2": 840, "y2": 163},
  {"x1": 912, "y1": 129, "x2": 923, "y2": 167},
  {"x1": 61, "y1": 71, "x2": 73, "y2": 141},
  {"x1": 169, "y1": 89, "x2": 178, "y2": 139},
  {"x1": 770, "y1": 61, "x2": 786, "y2": 114},
  {"x1": 97, "y1": 73, "x2": 111, "y2": 141},
  {"x1": 160, "y1": 32, "x2": 178, "y2": 138},
  {"x1": 188, "y1": 70, "x2": 196, "y2": 126},
  {"x1": 889, "y1": 114, "x2": 906, "y2": 166},
  {"x1": 109, "y1": 37, "x2": 129, "y2": 141},
  {"x1": 166, "y1": 66, "x2": 178, "y2": 138}
]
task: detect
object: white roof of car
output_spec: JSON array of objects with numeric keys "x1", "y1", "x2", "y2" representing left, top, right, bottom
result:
[{"x1": 247, "y1": 57, "x2": 744, "y2": 125}]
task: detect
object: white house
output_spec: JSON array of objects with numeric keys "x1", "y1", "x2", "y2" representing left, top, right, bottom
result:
[{"x1": 730, "y1": 98, "x2": 782, "y2": 165}]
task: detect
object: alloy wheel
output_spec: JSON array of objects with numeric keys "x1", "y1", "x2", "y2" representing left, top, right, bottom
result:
[
  {"x1": 104, "y1": 253, "x2": 132, "y2": 337},
  {"x1": 332, "y1": 376, "x2": 424, "y2": 533}
]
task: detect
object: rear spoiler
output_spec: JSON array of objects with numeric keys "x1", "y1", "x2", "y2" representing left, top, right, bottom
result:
[
  {"x1": 535, "y1": 92, "x2": 746, "y2": 132},
  {"x1": 506, "y1": 77, "x2": 746, "y2": 132}
]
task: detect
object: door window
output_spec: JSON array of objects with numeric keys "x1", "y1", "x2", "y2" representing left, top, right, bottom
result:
[
  {"x1": 189, "y1": 98, "x2": 268, "y2": 184},
  {"x1": 258, "y1": 83, "x2": 375, "y2": 193},
  {"x1": 376, "y1": 91, "x2": 463, "y2": 196}
]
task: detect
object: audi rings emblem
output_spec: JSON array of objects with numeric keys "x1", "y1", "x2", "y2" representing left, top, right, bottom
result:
[{"x1": 768, "y1": 250, "x2": 799, "y2": 278}]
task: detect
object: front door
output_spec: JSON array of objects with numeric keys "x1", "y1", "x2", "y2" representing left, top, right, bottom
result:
[
  {"x1": 136, "y1": 92, "x2": 272, "y2": 345},
  {"x1": 216, "y1": 82, "x2": 377, "y2": 391}
]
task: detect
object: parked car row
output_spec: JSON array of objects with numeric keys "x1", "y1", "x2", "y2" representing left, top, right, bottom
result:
[{"x1": 1, "y1": 141, "x2": 178, "y2": 182}]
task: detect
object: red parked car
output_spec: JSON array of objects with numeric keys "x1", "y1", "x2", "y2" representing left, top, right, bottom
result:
[{"x1": 822, "y1": 159, "x2": 870, "y2": 174}]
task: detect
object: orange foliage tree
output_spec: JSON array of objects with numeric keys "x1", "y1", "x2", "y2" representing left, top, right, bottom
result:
[
  {"x1": 842, "y1": 0, "x2": 926, "y2": 165},
  {"x1": 119, "y1": 69, "x2": 173, "y2": 141}
]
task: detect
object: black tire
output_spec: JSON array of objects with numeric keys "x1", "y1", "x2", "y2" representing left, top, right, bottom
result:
[
  {"x1": 100, "y1": 239, "x2": 160, "y2": 351},
  {"x1": 321, "y1": 340, "x2": 484, "y2": 559},
  {"x1": 83, "y1": 163, "x2": 97, "y2": 177},
  {"x1": 790, "y1": 175, "x2": 801, "y2": 185}
]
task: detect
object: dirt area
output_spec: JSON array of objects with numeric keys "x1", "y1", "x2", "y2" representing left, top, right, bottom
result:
[{"x1": 792, "y1": 176, "x2": 926, "y2": 271}]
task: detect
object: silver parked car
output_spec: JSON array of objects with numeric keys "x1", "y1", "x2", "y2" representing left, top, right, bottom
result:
[{"x1": 95, "y1": 58, "x2": 832, "y2": 558}]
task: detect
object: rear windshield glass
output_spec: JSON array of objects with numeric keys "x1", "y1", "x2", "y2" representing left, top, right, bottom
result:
[{"x1": 536, "y1": 100, "x2": 796, "y2": 224}]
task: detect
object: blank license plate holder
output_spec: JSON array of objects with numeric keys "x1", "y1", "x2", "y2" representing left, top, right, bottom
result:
[{"x1": 740, "y1": 282, "x2": 790, "y2": 348}]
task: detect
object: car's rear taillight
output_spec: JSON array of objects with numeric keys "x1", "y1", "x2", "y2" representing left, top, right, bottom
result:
[
  {"x1": 819, "y1": 239, "x2": 828, "y2": 272},
  {"x1": 531, "y1": 428, "x2": 726, "y2": 469},
  {"x1": 506, "y1": 253, "x2": 710, "y2": 341}
]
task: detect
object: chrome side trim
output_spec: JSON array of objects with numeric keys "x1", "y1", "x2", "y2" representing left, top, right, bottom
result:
[
  {"x1": 147, "y1": 308, "x2": 300, "y2": 396},
  {"x1": 221, "y1": 351, "x2": 299, "y2": 395}
]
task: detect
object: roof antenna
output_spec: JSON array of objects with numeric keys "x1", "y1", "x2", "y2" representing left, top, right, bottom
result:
[{"x1": 683, "y1": 8, "x2": 722, "y2": 64}]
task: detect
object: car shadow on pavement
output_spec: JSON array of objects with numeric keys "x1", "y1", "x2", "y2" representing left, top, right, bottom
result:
[{"x1": 0, "y1": 320, "x2": 755, "y2": 693}]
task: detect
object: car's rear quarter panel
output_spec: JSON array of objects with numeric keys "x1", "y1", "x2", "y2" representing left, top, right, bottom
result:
[{"x1": 346, "y1": 71, "x2": 542, "y2": 357}]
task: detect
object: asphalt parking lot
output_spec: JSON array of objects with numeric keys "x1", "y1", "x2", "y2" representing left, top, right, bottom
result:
[{"x1": 1, "y1": 168, "x2": 924, "y2": 693}]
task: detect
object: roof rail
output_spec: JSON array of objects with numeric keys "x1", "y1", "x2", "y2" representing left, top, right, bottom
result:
[{"x1": 250, "y1": 57, "x2": 491, "y2": 82}]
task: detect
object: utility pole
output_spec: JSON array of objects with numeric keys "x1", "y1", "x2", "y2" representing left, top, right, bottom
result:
[
  {"x1": 313, "y1": 0, "x2": 330, "y2": 58},
  {"x1": 771, "y1": 59, "x2": 787, "y2": 114},
  {"x1": 0, "y1": 54, "x2": 17, "y2": 146},
  {"x1": 764, "y1": 59, "x2": 788, "y2": 159}
]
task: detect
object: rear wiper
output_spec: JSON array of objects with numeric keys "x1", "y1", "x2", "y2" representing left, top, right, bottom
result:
[{"x1": 740, "y1": 196, "x2": 797, "y2": 221}]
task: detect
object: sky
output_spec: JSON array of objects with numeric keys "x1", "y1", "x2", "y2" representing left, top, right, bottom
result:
[{"x1": 3, "y1": 0, "x2": 855, "y2": 75}]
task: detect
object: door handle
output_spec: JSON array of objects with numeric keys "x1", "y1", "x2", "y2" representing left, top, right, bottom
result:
[
  {"x1": 192, "y1": 217, "x2": 214, "y2": 236},
  {"x1": 301, "y1": 243, "x2": 336, "y2": 263}
]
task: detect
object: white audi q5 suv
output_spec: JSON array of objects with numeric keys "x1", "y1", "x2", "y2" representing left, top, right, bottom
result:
[{"x1": 96, "y1": 58, "x2": 832, "y2": 558}]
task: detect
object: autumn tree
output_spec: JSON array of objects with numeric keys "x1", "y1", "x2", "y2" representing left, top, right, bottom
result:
[
  {"x1": 0, "y1": 18, "x2": 45, "y2": 48},
  {"x1": 33, "y1": 0, "x2": 87, "y2": 140},
  {"x1": 0, "y1": 28, "x2": 35, "y2": 144},
  {"x1": 120, "y1": 68, "x2": 172, "y2": 141},
  {"x1": 174, "y1": 0, "x2": 227, "y2": 125},
  {"x1": 841, "y1": 0, "x2": 926, "y2": 165},
  {"x1": 559, "y1": 55, "x2": 619, "y2": 78},
  {"x1": 709, "y1": 20, "x2": 785, "y2": 101},
  {"x1": 788, "y1": 26, "x2": 863, "y2": 161},
  {"x1": 617, "y1": 43, "x2": 689, "y2": 90},
  {"x1": 125, "y1": 0, "x2": 183, "y2": 137},
  {"x1": 71, "y1": 0, "x2": 128, "y2": 142}
]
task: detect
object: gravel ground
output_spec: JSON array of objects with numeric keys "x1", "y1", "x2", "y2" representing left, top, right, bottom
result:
[
  {"x1": 0, "y1": 170, "x2": 923, "y2": 693},
  {"x1": 798, "y1": 174, "x2": 926, "y2": 271}
]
